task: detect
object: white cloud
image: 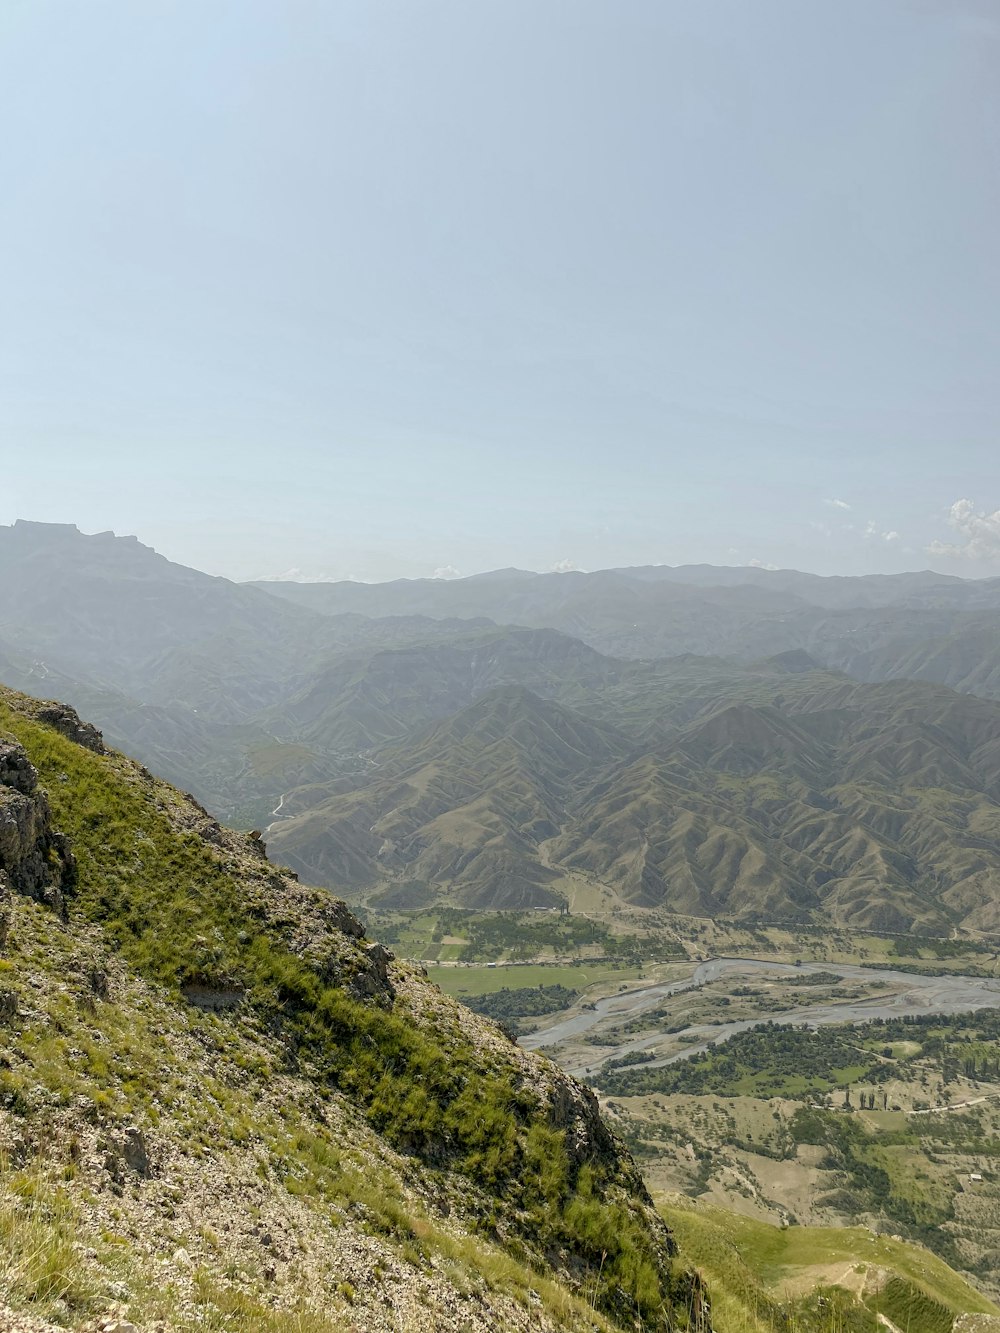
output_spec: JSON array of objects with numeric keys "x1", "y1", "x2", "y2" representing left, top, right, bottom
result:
[
  {"x1": 824, "y1": 498, "x2": 851, "y2": 510},
  {"x1": 432, "y1": 564, "x2": 462, "y2": 580},
  {"x1": 928, "y1": 498, "x2": 1000, "y2": 561},
  {"x1": 748, "y1": 558, "x2": 778, "y2": 570},
  {"x1": 550, "y1": 558, "x2": 583, "y2": 573},
  {"x1": 864, "y1": 519, "x2": 900, "y2": 544},
  {"x1": 257, "y1": 567, "x2": 347, "y2": 583}
]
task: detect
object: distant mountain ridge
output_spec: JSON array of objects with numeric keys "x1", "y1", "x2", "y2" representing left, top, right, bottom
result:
[
  {"x1": 4, "y1": 520, "x2": 1000, "y2": 933},
  {"x1": 253, "y1": 561, "x2": 1000, "y2": 615},
  {"x1": 254, "y1": 560, "x2": 1000, "y2": 695}
]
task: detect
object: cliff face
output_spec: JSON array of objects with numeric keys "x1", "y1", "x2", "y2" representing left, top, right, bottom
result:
[
  {"x1": 0, "y1": 737, "x2": 74, "y2": 911},
  {"x1": 0, "y1": 686, "x2": 706, "y2": 1333}
]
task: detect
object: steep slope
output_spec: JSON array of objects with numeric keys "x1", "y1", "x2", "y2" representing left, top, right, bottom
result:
[
  {"x1": 0, "y1": 521, "x2": 507, "y2": 722},
  {"x1": 659, "y1": 1195, "x2": 998, "y2": 1333},
  {"x1": 0, "y1": 524, "x2": 513, "y2": 822},
  {"x1": 838, "y1": 618, "x2": 1000, "y2": 699},
  {"x1": 0, "y1": 522, "x2": 332, "y2": 709},
  {"x1": 269, "y1": 669, "x2": 1000, "y2": 932},
  {"x1": 553, "y1": 678, "x2": 1000, "y2": 930},
  {"x1": 266, "y1": 687, "x2": 631, "y2": 908},
  {"x1": 267, "y1": 626, "x2": 620, "y2": 753},
  {"x1": 0, "y1": 685, "x2": 706, "y2": 1331}
]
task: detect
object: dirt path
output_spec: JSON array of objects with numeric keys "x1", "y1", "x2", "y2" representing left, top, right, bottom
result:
[{"x1": 908, "y1": 1090, "x2": 1000, "y2": 1116}]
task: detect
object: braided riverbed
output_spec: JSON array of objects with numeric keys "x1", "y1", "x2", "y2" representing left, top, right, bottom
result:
[{"x1": 521, "y1": 956, "x2": 1000, "y2": 1077}]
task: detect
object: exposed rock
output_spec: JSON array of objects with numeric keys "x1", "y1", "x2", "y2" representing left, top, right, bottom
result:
[
  {"x1": 547, "y1": 1074, "x2": 617, "y2": 1169},
  {"x1": 0, "y1": 869, "x2": 10, "y2": 946},
  {"x1": 33, "y1": 704, "x2": 105, "y2": 754},
  {"x1": 101, "y1": 1128, "x2": 153, "y2": 1184},
  {"x1": 122, "y1": 1125, "x2": 152, "y2": 1177},
  {"x1": 328, "y1": 896, "x2": 365, "y2": 940},
  {"x1": 312, "y1": 934, "x2": 396, "y2": 1006},
  {"x1": 103, "y1": 1144, "x2": 125, "y2": 1186},
  {"x1": 0, "y1": 741, "x2": 74, "y2": 907},
  {"x1": 181, "y1": 983, "x2": 245, "y2": 1011},
  {"x1": 0, "y1": 743, "x2": 44, "y2": 798},
  {"x1": 92, "y1": 1318, "x2": 139, "y2": 1333},
  {"x1": 361, "y1": 940, "x2": 394, "y2": 987},
  {"x1": 87, "y1": 960, "x2": 111, "y2": 1000}
]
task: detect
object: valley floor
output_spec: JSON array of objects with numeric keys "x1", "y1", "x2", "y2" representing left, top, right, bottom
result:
[{"x1": 380, "y1": 907, "x2": 1000, "y2": 1310}]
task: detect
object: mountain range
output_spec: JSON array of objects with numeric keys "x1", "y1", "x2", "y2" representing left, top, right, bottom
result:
[
  {"x1": 6, "y1": 684, "x2": 994, "y2": 1332},
  {"x1": 265, "y1": 669, "x2": 1000, "y2": 932},
  {"x1": 4, "y1": 520, "x2": 1000, "y2": 933}
]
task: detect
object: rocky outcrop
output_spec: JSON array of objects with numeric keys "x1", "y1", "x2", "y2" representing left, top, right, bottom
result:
[
  {"x1": 0, "y1": 870, "x2": 10, "y2": 948},
  {"x1": 164, "y1": 786, "x2": 394, "y2": 1006},
  {"x1": 345, "y1": 940, "x2": 395, "y2": 1002},
  {"x1": 547, "y1": 1074, "x2": 618, "y2": 1169},
  {"x1": 0, "y1": 741, "x2": 74, "y2": 909},
  {"x1": 33, "y1": 703, "x2": 105, "y2": 754}
]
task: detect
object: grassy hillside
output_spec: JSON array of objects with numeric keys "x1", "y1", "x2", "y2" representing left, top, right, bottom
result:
[
  {"x1": 268, "y1": 669, "x2": 1000, "y2": 931},
  {"x1": 0, "y1": 686, "x2": 705, "y2": 1331},
  {"x1": 659, "y1": 1195, "x2": 998, "y2": 1333},
  {"x1": 268, "y1": 686, "x2": 629, "y2": 908}
]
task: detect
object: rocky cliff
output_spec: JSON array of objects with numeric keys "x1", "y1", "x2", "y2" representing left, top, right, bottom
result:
[{"x1": 0, "y1": 738, "x2": 74, "y2": 914}]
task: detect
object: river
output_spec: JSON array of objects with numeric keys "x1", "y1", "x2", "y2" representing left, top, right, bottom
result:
[{"x1": 519, "y1": 956, "x2": 1000, "y2": 1077}]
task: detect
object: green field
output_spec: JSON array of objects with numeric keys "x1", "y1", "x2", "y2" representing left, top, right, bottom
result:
[
  {"x1": 601, "y1": 1024, "x2": 882, "y2": 1099},
  {"x1": 427, "y1": 961, "x2": 641, "y2": 996},
  {"x1": 374, "y1": 906, "x2": 1000, "y2": 979},
  {"x1": 369, "y1": 906, "x2": 678, "y2": 966}
]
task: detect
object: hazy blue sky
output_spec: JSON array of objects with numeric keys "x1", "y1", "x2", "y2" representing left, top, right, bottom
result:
[{"x1": 3, "y1": 0, "x2": 999, "y2": 581}]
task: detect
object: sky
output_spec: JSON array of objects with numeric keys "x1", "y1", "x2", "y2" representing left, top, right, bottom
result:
[{"x1": 2, "y1": 0, "x2": 999, "y2": 583}]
